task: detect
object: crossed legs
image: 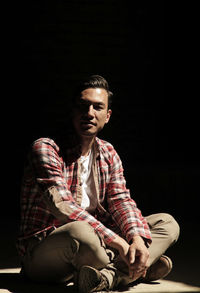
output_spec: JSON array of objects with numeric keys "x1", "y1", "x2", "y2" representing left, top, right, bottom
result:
[
  {"x1": 23, "y1": 221, "x2": 110, "y2": 283},
  {"x1": 22, "y1": 213, "x2": 180, "y2": 286}
]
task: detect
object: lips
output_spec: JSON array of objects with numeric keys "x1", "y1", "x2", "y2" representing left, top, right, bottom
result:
[{"x1": 81, "y1": 120, "x2": 96, "y2": 126}]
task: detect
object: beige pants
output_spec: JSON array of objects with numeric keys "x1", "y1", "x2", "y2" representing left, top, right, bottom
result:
[{"x1": 23, "y1": 213, "x2": 180, "y2": 287}]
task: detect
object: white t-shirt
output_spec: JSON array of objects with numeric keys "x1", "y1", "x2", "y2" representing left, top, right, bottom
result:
[{"x1": 80, "y1": 149, "x2": 97, "y2": 213}]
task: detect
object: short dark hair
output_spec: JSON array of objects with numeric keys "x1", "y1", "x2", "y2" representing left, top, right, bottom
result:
[{"x1": 74, "y1": 75, "x2": 113, "y2": 109}]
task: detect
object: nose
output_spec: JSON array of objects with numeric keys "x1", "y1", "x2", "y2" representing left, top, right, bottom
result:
[{"x1": 87, "y1": 105, "x2": 95, "y2": 118}]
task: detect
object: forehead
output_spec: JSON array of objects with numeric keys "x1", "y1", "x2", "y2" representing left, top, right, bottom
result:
[{"x1": 80, "y1": 88, "x2": 108, "y2": 105}]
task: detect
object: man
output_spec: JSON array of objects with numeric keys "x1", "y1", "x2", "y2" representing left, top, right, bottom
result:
[{"x1": 17, "y1": 75, "x2": 180, "y2": 292}]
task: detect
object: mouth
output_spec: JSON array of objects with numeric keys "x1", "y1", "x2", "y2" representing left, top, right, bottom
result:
[{"x1": 81, "y1": 120, "x2": 96, "y2": 126}]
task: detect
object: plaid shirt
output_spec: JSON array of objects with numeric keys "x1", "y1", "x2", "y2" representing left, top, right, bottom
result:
[{"x1": 17, "y1": 137, "x2": 151, "y2": 257}]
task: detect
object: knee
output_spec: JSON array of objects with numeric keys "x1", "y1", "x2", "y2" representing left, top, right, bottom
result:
[
  {"x1": 66, "y1": 220, "x2": 92, "y2": 232},
  {"x1": 159, "y1": 213, "x2": 180, "y2": 244},
  {"x1": 68, "y1": 222, "x2": 110, "y2": 269},
  {"x1": 65, "y1": 221, "x2": 104, "y2": 252}
]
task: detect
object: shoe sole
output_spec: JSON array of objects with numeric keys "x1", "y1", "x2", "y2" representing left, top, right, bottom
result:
[{"x1": 161, "y1": 255, "x2": 173, "y2": 277}]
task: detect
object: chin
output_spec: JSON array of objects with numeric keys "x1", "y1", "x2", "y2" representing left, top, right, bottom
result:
[
  {"x1": 77, "y1": 126, "x2": 102, "y2": 138},
  {"x1": 81, "y1": 131, "x2": 97, "y2": 137}
]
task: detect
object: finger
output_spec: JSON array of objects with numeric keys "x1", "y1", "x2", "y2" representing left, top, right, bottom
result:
[
  {"x1": 129, "y1": 267, "x2": 144, "y2": 281},
  {"x1": 135, "y1": 251, "x2": 149, "y2": 272},
  {"x1": 129, "y1": 267, "x2": 133, "y2": 278},
  {"x1": 140, "y1": 251, "x2": 149, "y2": 266},
  {"x1": 129, "y1": 247, "x2": 136, "y2": 265},
  {"x1": 129, "y1": 266, "x2": 138, "y2": 279},
  {"x1": 130, "y1": 260, "x2": 147, "y2": 277},
  {"x1": 129, "y1": 261, "x2": 145, "y2": 278},
  {"x1": 142, "y1": 269, "x2": 147, "y2": 278},
  {"x1": 128, "y1": 263, "x2": 136, "y2": 278}
]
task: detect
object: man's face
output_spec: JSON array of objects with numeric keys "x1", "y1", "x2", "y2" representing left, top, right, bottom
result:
[{"x1": 73, "y1": 88, "x2": 112, "y2": 138}]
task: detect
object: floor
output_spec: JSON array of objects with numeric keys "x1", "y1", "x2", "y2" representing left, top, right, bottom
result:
[
  {"x1": 0, "y1": 223, "x2": 200, "y2": 293},
  {"x1": 0, "y1": 267, "x2": 199, "y2": 293}
]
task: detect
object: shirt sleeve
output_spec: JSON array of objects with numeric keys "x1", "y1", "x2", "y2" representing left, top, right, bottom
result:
[
  {"x1": 30, "y1": 138, "x2": 117, "y2": 243},
  {"x1": 106, "y1": 147, "x2": 152, "y2": 244}
]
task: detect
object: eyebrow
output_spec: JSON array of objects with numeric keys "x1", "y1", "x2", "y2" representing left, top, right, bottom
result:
[
  {"x1": 79, "y1": 99, "x2": 106, "y2": 107},
  {"x1": 94, "y1": 102, "x2": 105, "y2": 107}
]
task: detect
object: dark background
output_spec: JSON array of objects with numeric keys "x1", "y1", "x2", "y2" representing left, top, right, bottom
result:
[{"x1": 1, "y1": 0, "x2": 199, "y2": 272}]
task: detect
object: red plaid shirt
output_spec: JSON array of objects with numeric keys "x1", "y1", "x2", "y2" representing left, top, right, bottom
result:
[{"x1": 17, "y1": 137, "x2": 151, "y2": 257}]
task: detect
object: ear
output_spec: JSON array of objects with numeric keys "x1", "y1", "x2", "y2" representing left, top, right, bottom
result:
[{"x1": 105, "y1": 109, "x2": 112, "y2": 124}]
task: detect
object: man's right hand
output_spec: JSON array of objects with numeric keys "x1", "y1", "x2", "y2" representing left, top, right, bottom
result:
[{"x1": 106, "y1": 235, "x2": 132, "y2": 273}]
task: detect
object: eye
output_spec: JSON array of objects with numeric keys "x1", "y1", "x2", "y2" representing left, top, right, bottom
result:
[
  {"x1": 94, "y1": 104, "x2": 104, "y2": 111},
  {"x1": 76, "y1": 101, "x2": 88, "y2": 110},
  {"x1": 94, "y1": 106, "x2": 101, "y2": 111}
]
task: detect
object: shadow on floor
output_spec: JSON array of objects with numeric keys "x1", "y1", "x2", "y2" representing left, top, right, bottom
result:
[{"x1": 0, "y1": 273, "x2": 76, "y2": 293}]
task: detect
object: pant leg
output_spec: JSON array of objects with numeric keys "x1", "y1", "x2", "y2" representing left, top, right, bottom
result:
[
  {"x1": 23, "y1": 221, "x2": 110, "y2": 283},
  {"x1": 146, "y1": 213, "x2": 180, "y2": 266},
  {"x1": 101, "y1": 213, "x2": 180, "y2": 288}
]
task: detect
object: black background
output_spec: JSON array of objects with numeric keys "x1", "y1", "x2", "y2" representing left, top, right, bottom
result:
[{"x1": 2, "y1": 1, "x2": 199, "y2": 233}]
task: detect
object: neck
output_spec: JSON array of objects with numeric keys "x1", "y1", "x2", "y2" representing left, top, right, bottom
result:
[{"x1": 81, "y1": 136, "x2": 95, "y2": 156}]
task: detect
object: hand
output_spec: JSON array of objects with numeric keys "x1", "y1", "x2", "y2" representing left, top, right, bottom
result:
[
  {"x1": 105, "y1": 234, "x2": 130, "y2": 267},
  {"x1": 106, "y1": 234, "x2": 149, "y2": 282},
  {"x1": 128, "y1": 235, "x2": 150, "y2": 281}
]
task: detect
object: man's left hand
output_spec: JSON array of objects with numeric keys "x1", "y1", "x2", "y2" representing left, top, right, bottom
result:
[{"x1": 128, "y1": 235, "x2": 150, "y2": 281}]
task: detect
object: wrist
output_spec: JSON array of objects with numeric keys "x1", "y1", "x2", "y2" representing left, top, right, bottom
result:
[
  {"x1": 130, "y1": 235, "x2": 145, "y2": 244},
  {"x1": 107, "y1": 234, "x2": 129, "y2": 252},
  {"x1": 130, "y1": 235, "x2": 149, "y2": 248}
]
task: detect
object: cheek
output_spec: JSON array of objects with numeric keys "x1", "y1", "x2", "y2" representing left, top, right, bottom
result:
[
  {"x1": 72, "y1": 111, "x2": 81, "y2": 127},
  {"x1": 73, "y1": 110, "x2": 81, "y2": 120},
  {"x1": 97, "y1": 113, "x2": 109, "y2": 125}
]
